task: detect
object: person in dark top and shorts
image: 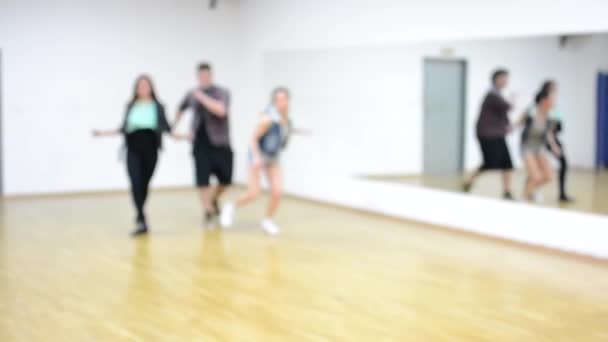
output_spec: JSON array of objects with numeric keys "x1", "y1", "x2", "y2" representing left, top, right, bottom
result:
[
  {"x1": 464, "y1": 69, "x2": 516, "y2": 199},
  {"x1": 173, "y1": 63, "x2": 232, "y2": 225}
]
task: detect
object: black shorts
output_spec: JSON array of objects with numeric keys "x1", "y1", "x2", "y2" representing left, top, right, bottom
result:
[
  {"x1": 478, "y1": 137, "x2": 513, "y2": 171},
  {"x1": 193, "y1": 146, "x2": 233, "y2": 187}
]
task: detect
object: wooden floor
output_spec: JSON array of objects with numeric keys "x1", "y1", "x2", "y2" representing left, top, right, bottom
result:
[
  {"x1": 1, "y1": 190, "x2": 608, "y2": 341},
  {"x1": 368, "y1": 169, "x2": 608, "y2": 216}
]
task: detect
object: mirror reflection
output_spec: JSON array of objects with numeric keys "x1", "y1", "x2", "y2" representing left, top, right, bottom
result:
[{"x1": 264, "y1": 33, "x2": 608, "y2": 215}]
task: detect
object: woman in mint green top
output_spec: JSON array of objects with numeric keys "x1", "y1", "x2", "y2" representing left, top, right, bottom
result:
[
  {"x1": 93, "y1": 75, "x2": 171, "y2": 237},
  {"x1": 126, "y1": 101, "x2": 159, "y2": 133}
]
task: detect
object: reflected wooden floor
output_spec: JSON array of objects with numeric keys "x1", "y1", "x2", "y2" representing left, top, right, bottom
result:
[
  {"x1": 1, "y1": 190, "x2": 608, "y2": 341},
  {"x1": 368, "y1": 169, "x2": 608, "y2": 216}
]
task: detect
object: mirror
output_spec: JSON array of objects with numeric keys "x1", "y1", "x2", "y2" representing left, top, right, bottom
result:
[{"x1": 263, "y1": 33, "x2": 608, "y2": 216}]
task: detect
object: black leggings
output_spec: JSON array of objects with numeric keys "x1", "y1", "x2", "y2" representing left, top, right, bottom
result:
[
  {"x1": 126, "y1": 132, "x2": 158, "y2": 223},
  {"x1": 550, "y1": 139, "x2": 568, "y2": 198}
]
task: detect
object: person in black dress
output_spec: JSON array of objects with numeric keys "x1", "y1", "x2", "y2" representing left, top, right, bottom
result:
[{"x1": 463, "y1": 69, "x2": 516, "y2": 199}]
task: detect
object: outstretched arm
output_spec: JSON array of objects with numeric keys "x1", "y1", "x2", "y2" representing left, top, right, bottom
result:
[
  {"x1": 92, "y1": 128, "x2": 121, "y2": 137},
  {"x1": 94, "y1": 105, "x2": 130, "y2": 137},
  {"x1": 507, "y1": 92, "x2": 518, "y2": 111},
  {"x1": 171, "y1": 95, "x2": 194, "y2": 141},
  {"x1": 509, "y1": 110, "x2": 529, "y2": 133},
  {"x1": 291, "y1": 127, "x2": 313, "y2": 136},
  {"x1": 172, "y1": 110, "x2": 185, "y2": 129},
  {"x1": 170, "y1": 111, "x2": 194, "y2": 141}
]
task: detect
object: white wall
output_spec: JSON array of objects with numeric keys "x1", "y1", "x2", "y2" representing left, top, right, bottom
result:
[
  {"x1": 234, "y1": 0, "x2": 608, "y2": 182},
  {"x1": 264, "y1": 48, "x2": 423, "y2": 176},
  {"x1": 263, "y1": 35, "x2": 608, "y2": 177},
  {"x1": 0, "y1": 0, "x2": 244, "y2": 195},
  {"x1": 3, "y1": 0, "x2": 608, "y2": 195},
  {"x1": 239, "y1": 0, "x2": 608, "y2": 50},
  {"x1": 285, "y1": 175, "x2": 608, "y2": 259}
]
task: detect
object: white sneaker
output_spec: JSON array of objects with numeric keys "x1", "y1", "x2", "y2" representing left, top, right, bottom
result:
[
  {"x1": 261, "y1": 218, "x2": 280, "y2": 236},
  {"x1": 220, "y1": 203, "x2": 235, "y2": 228},
  {"x1": 533, "y1": 192, "x2": 544, "y2": 203}
]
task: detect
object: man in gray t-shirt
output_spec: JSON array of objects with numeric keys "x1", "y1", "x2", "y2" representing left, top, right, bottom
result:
[
  {"x1": 464, "y1": 69, "x2": 515, "y2": 199},
  {"x1": 173, "y1": 63, "x2": 232, "y2": 225},
  {"x1": 178, "y1": 84, "x2": 231, "y2": 147}
]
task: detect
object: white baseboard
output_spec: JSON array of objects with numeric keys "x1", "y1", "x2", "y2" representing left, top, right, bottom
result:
[{"x1": 284, "y1": 174, "x2": 608, "y2": 260}]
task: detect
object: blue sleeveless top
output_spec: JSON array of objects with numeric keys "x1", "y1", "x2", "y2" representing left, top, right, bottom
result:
[{"x1": 258, "y1": 106, "x2": 291, "y2": 158}]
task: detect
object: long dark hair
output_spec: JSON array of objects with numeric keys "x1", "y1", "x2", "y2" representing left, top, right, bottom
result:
[
  {"x1": 129, "y1": 74, "x2": 158, "y2": 106},
  {"x1": 491, "y1": 68, "x2": 508, "y2": 85},
  {"x1": 540, "y1": 80, "x2": 556, "y2": 94}
]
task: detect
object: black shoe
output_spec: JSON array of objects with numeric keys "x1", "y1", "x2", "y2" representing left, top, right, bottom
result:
[
  {"x1": 131, "y1": 227, "x2": 148, "y2": 237},
  {"x1": 503, "y1": 192, "x2": 514, "y2": 200},
  {"x1": 204, "y1": 211, "x2": 215, "y2": 227},
  {"x1": 463, "y1": 182, "x2": 472, "y2": 193},
  {"x1": 559, "y1": 195, "x2": 574, "y2": 203},
  {"x1": 131, "y1": 221, "x2": 148, "y2": 237},
  {"x1": 131, "y1": 218, "x2": 148, "y2": 237}
]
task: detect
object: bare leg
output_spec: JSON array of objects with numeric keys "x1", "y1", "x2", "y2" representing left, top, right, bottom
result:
[
  {"x1": 220, "y1": 165, "x2": 262, "y2": 228},
  {"x1": 537, "y1": 154, "x2": 554, "y2": 187},
  {"x1": 211, "y1": 185, "x2": 227, "y2": 213},
  {"x1": 502, "y1": 170, "x2": 513, "y2": 195},
  {"x1": 199, "y1": 186, "x2": 214, "y2": 213},
  {"x1": 463, "y1": 167, "x2": 482, "y2": 191},
  {"x1": 236, "y1": 165, "x2": 262, "y2": 207},
  {"x1": 214, "y1": 185, "x2": 227, "y2": 199},
  {"x1": 523, "y1": 155, "x2": 542, "y2": 200},
  {"x1": 265, "y1": 164, "x2": 283, "y2": 218}
]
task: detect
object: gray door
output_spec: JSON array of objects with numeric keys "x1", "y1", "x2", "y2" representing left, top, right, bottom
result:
[{"x1": 423, "y1": 59, "x2": 466, "y2": 176}]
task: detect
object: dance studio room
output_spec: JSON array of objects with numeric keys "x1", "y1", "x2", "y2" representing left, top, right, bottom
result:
[{"x1": 1, "y1": 0, "x2": 608, "y2": 340}]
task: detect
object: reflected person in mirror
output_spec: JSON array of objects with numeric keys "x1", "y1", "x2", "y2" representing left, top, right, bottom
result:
[
  {"x1": 463, "y1": 69, "x2": 517, "y2": 199},
  {"x1": 541, "y1": 80, "x2": 574, "y2": 203},
  {"x1": 515, "y1": 89, "x2": 561, "y2": 201}
]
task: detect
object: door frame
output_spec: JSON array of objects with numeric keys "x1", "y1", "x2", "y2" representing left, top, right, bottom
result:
[
  {"x1": 422, "y1": 57, "x2": 468, "y2": 174},
  {"x1": 0, "y1": 49, "x2": 3, "y2": 195},
  {"x1": 597, "y1": 71, "x2": 608, "y2": 169}
]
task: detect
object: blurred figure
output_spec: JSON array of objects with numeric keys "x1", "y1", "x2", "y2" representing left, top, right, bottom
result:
[
  {"x1": 221, "y1": 87, "x2": 307, "y2": 235},
  {"x1": 172, "y1": 63, "x2": 232, "y2": 226},
  {"x1": 517, "y1": 89, "x2": 561, "y2": 201},
  {"x1": 464, "y1": 69, "x2": 516, "y2": 199},
  {"x1": 93, "y1": 75, "x2": 171, "y2": 236},
  {"x1": 540, "y1": 80, "x2": 573, "y2": 202}
]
